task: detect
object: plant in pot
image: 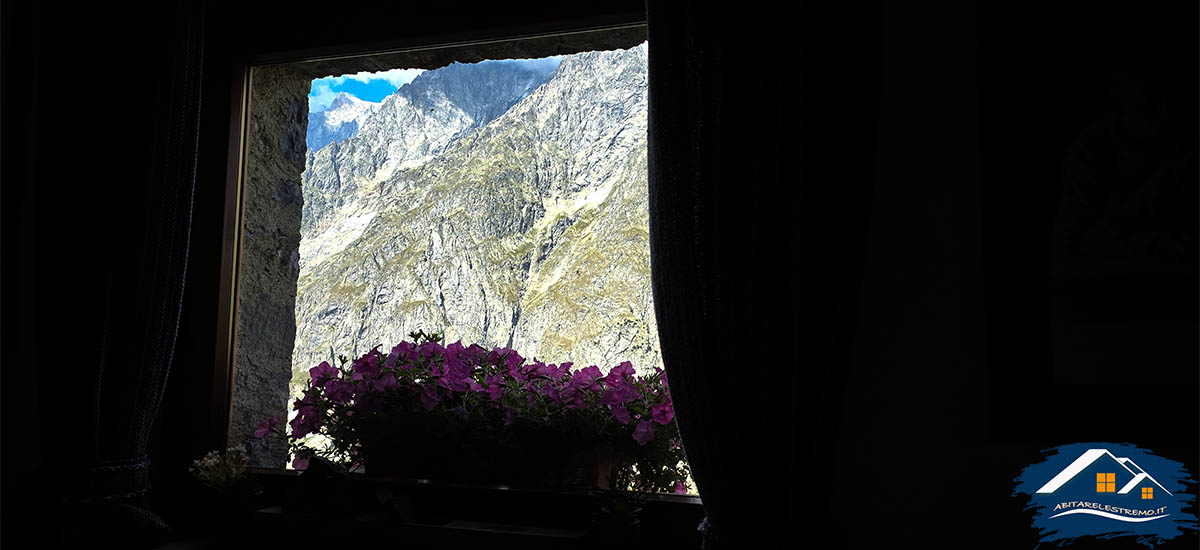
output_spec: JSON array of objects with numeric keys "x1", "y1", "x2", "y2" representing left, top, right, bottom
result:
[
  {"x1": 187, "y1": 445, "x2": 262, "y2": 533},
  {"x1": 589, "y1": 464, "x2": 649, "y2": 546},
  {"x1": 255, "y1": 330, "x2": 691, "y2": 494}
]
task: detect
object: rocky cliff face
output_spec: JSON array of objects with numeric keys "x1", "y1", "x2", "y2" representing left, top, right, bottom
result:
[
  {"x1": 292, "y1": 45, "x2": 659, "y2": 397},
  {"x1": 306, "y1": 92, "x2": 380, "y2": 152}
]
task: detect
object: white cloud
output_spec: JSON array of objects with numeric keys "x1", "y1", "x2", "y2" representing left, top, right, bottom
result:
[
  {"x1": 308, "y1": 68, "x2": 425, "y2": 112},
  {"x1": 312, "y1": 68, "x2": 425, "y2": 89},
  {"x1": 344, "y1": 68, "x2": 425, "y2": 88}
]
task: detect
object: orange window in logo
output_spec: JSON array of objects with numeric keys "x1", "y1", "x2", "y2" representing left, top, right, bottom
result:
[
  {"x1": 1096, "y1": 473, "x2": 1116, "y2": 492},
  {"x1": 1142, "y1": 487, "x2": 1153, "y2": 499}
]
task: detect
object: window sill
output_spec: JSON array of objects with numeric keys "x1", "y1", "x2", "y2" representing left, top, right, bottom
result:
[{"x1": 226, "y1": 467, "x2": 704, "y2": 549}]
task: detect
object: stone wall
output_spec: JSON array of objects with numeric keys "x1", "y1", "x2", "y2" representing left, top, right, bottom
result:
[{"x1": 235, "y1": 64, "x2": 309, "y2": 467}]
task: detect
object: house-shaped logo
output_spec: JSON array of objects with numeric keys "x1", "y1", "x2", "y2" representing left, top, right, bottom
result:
[
  {"x1": 1035, "y1": 449, "x2": 1173, "y2": 521},
  {"x1": 1013, "y1": 442, "x2": 1197, "y2": 547}
]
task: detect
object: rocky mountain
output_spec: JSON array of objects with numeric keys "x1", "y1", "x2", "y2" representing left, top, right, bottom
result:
[
  {"x1": 306, "y1": 92, "x2": 380, "y2": 152},
  {"x1": 299, "y1": 59, "x2": 560, "y2": 269},
  {"x1": 292, "y1": 44, "x2": 659, "y2": 397}
]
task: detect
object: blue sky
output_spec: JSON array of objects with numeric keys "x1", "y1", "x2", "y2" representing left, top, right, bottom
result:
[
  {"x1": 309, "y1": 68, "x2": 424, "y2": 112},
  {"x1": 309, "y1": 56, "x2": 564, "y2": 112}
]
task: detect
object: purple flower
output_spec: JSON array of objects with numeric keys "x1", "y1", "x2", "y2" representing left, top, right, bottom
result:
[
  {"x1": 559, "y1": 385, "x2": 587, "y2": 409},
  {"x1": 438, "y1": 355, "x2": 473, "y2": 393},
  {"x1": 309, "y1": 361, "x2": 338, "y2": 388},
  {"x1": 374, "y1": 373, "x2": 399, "y2": 392},
  {"x1": 292, "y1": 393, "x2": 317, "y2": 411},
  {"x1": 292, "y1": 455, "x2": 310, "y2": 470},
  {"x1": 444, "y1": 340, "x2": 467, "y2": 367},
  {"x1": 253, "y1": 417, "x2": 278, "y2": 438},
  {"x1": 538, "y1": 382, "x2": 563, "y2": 405},
  {"x1": 604, "y1": 361, "x2": 635, "y2": 386},
  {"x1": 389, "y1": 341, "x2": 418, "y2": 369},
  {"x1": 466, "y1": 378, "x2": 484, "y2": 392},
  {"x1": 418, "y1": 340, "x2": 444, "y2": 360},
  {"x1": 633, "y1": 420, "x2": 655, "y2": 445},
  {"x1": 463, "y1": 343, "x2": 488, "y2": 363},
  {"x1": 417, "y1": 384, "x2": 440, "y2": 411},
  {"x1": 574, "y1": 365, "x2": 602, "y2": 387},
  {"x1": 324, "y1": 379, "x2": 355, "y2": 404},
  {"x1": 440, "y1": 377, "x2": 471, "y2": 393},
  {"x1": 353, "y1": 349, "x2": 382, "y2": 379},
  {"x1": 600, "y1": 384, "x2": 639, "y2": 406},
  {"x1": 289, "y1": 407, "x2": 323, "y2": 438},
  {"x1": 504, "y1": 350, "x2": 525, "y2": 371},
  {"x1": 485, "y1": 373, "x2": 506, "y2": 400},
  {"x1": 651, "y1": 402, "x2": 675, "y2": 425},
  {"x1": 674, "y1": 481, "x2": 686, "y2": 494},
  {"x1": 531, "y1": 360, "x2": 554, "y2": 379},
  {"x1": 609, "y1": 404, "x2": 631, "y2": 425},
  {"x1": 503, "y1": 409, "x2": 517, "y2": 428},
  {"x1": 550, "y1": 361, "x2": 573, "y2": 382}
]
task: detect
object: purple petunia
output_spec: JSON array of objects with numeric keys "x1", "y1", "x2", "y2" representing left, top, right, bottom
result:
[
  {"x1": 353, "y1": 348, "x2": 382, "y2": 379},
  {"x1": 485, "y1": 373, "x2": 506, "y2": 401},
  {"x1": 633, "y1": 420, "x2": 655, "y2": 445},
  {"x1": 417, "y1": 384, "x2": 440, "y2": 411},
  {"x1": 503, "y1": 349, "x2": 525, "y2": 371},
  {"x1": 600, "y1": 383, "x2": 639, "y2": 406},
  {"x1": 651, "y1": 402, "x2": 675, "y2": 425},
  {"x1": 463, "y1": 343, "x2": 488, "y2": 363},
  {"x1": 552, "y1": 362, "x2": 574, "y2": 381},
  {"x1": 444, "y1": 340, "x2": 465, "y2": 362},
  {"x1": 309, "y1": 361, "x2": 338, "y2": 388},
  {"x1": 374, "y1": 373, "x2": 399, "y2": 392},
  {"x1": 325, "y1": 379, "x2": 355, "y2": 404},
  {"x1": 253, "y1": 416, "x2": 278, "y2": 438},
  {"x1": 609, "y1": 404, "x2": 631, "y2": 425},
  {"x1": 389, "y1": 341, "x2": 418, "y2": 369},
  {"x1": 604, "y1": 361, "x2": 635, "y2": 387},
  {"x1": 289, "y1": 407, "x2": 323, "y2": 438},
  {"x1": 573, "y1": 365, "x2": 603, "y2": 388},
  {"x1": 418, "y1": 340, "x2": 444, "y2": 360},
  {"x1": 292, "y1": 455, "x2": 310, "y2": 470}
]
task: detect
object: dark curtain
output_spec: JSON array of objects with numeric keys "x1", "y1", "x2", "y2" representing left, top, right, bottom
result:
[
  {"x1": 12, "y1": 1, "x2": 205, "y2": 547},
  {"x1": 646, "y1": 3, "x2": 881, "y2": 548}
]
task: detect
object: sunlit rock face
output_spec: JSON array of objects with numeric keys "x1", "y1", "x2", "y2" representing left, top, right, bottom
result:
[
  {"x1": 306, "y1": 92, "x2": 380, "y2": 152},
  {"x1": 292, "y1": 44, "x2": 659, "y2": 397}
]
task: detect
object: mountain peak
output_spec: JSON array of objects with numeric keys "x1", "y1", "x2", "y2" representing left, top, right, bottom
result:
[{"x1": 329, "y1": 92, "x2": 362, "y2": 110}]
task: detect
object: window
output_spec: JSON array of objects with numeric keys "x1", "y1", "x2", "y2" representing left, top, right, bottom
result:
[
  {"x1": 222, "y1": 24, "x2": 672, "y2": 481},
  {"x1": 1142, "y1": 487, "x2": 1153, "y2": 499},
  {"x1": 1096, "y1": 472, "x2": 1115, "y2": 492}
]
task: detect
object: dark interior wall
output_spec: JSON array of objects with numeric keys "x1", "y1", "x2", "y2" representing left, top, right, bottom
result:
[
  {"x1": 2, "y1": 1, "x2": 1195, "y2": 548},
  {"x1": 0, "y1": 0, "x2": 650, "y2": 541}
]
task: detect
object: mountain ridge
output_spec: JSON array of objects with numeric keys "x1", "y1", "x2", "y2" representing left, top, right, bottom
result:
[{"x1": 292, "y1": 44, "x2": 659, "y2": 398}]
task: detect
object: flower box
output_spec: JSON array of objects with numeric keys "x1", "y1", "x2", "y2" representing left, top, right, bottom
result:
[{"x1": 257, "y1": 331, "x2": 689, "y2": 494}]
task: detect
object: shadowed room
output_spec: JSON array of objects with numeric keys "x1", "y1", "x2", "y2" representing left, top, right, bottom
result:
[{"x1": 2, "y1": 1, "x2": 1196, "y2": 548}]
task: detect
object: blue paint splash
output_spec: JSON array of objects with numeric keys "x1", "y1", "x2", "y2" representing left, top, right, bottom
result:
[{"x1": 1013, "y1": 442, "x2": 1197, "y2": 547}]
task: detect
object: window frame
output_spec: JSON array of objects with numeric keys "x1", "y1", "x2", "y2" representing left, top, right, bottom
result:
[{"x1": 208, "y1": 11, "x2": 679, "y2": 498}]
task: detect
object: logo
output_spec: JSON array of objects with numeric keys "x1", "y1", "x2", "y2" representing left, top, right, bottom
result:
[{"x1": 1013, "y1": 443, "x2": 1197, "y2": 547}]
